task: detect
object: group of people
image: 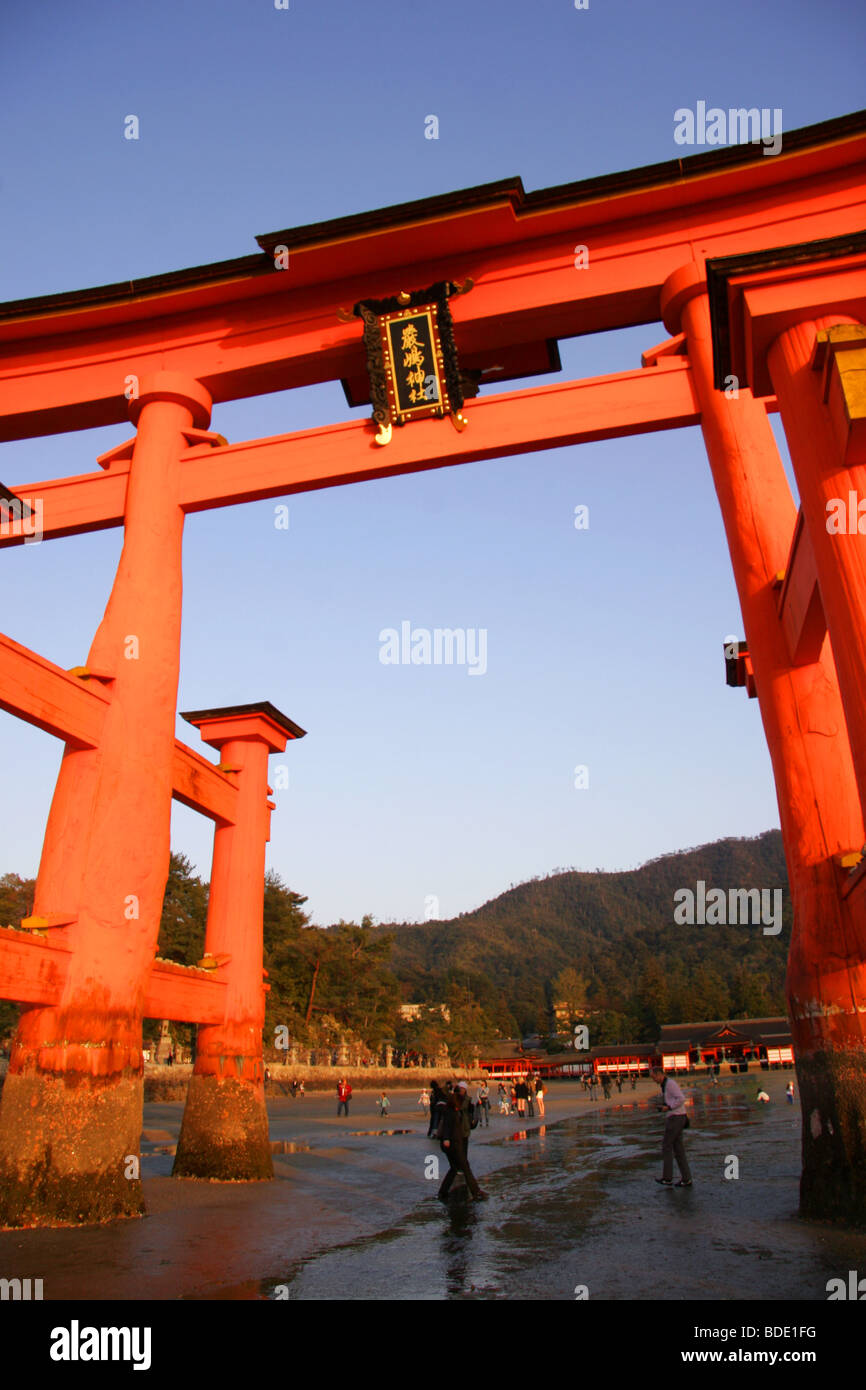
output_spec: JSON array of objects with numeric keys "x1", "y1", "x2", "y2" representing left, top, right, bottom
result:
[
  {"x1": 756, "y1": 1080, "x2": 795, "y2": 1104},
  {"x1": 495, "y1": 1076, "x2": 546, "y2": 1117},
  {"x1": 330, "y1": 1065, "x2": 794, "y2": 1199},
  {"x1": 581, "y1": 1071, "x2": 637, "y2": 1100},
  {"x1": 417, "y1": 1075, "x2": 546, "y2": 1127}
]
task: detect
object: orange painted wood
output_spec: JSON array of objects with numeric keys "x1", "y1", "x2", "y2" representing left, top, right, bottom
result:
[
  {"x1": 768, "y1": 316, "x2": 866, "y2": 817},
  {"x1": 0, "y1": 927, "x2": 71, "y2": 1008},
  {"x1": 142, "y1": 959, "x2": 227, "y2": 1025},
  {"x1": 174, "y1": 711, "x2": 287, "y2": 1179},
  {"x1": 190, "y1": 714, "x2": 288, "y2": 1079},
  {"x1": 0, "y1": 631, "x2": 238, "y2": 823},
  {"x1": 736, "y1": 262, "x2": 866, "y2": 397},
  {"x1": 2, "y1": 364, "x2": 700, "y2": 543},
  {"x1": 0, "y1": 632, "x2": 109, "y2": 747},
  {"x1": 673, "y1": 270, "x2": 866, "y2": 1224},
  {"x1": 0, "y1": 927, "x2": 227, "y2": 1023},
  {"x1": 181, "y1": 363, "x2": 699, "y2": 509},
  {"x1": 0, "y1": 469, "x2": 129, "y2": 545},
  {"x1": 0, "y1": 129, "x2": 863, "y2": 440},
  {"x1": 171, "y1": 744, "x2": 238, "y2": 827},
  {"x1": 10, "y1": 378, "x2": 211, "y2": 1085},
  {"x1": 674, "y1": 281, "x2": 864, "y2": 895},
  {"x1": 777, "y1": 511, "x2": 827, "y2": 666}
]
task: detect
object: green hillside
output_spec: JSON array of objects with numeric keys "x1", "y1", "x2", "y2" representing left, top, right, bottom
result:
[
  {"x1": 1, "y1": 830, "x2": 792, "y2": 1053},
  {"x1": 377, "y1": 830, "x2": 791, "y2": 1041}
]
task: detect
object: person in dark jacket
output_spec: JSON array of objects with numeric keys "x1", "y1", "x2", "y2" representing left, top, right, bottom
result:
[
  {"x1": 437, "y1": 1089, "x2": 488, "y2": 1202},
  {"x1": 515, "y1": 1078, "x2": 528, "y2": 1116},
  {"x1": 428, "y1": 1080, "x2": 449, "y2": 1138}
]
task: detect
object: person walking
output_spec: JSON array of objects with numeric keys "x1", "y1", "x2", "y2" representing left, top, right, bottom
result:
[
  {"x1": 437, "y1": 1088, "x2": 488, "y2": 1203},
  {"x1": 418, "y1": 1087, "x2": 431, "y2": 1120},
  {"x1": 379, "y1": 1091, "x2": 391, "y2": 1118},
  {"x1": 651, "y1": 1066, "x2": 692, "y2": 1187},
  {"x1": 429, "y1": 1080, "x2": 449, "y2": 1138},
  {"x1": 478, "y1": 1081, "x2": 490, "y2": 1127},
  {"x1": 535, "y1": 1077, "x2": 546, "y2": 1117},
  {"x1": 526, "y1": 1077, "x2": 536, "y2": 1117},
  {"x1": 785, "y1": 1081, "x2": 795, "y2": 1104},
  {"x1": 602, "y1": 1076, "x2": 611, "y2": 1101},
  {"x1": 337, "y1": 1077, "x2": 352, "y2": 1117}
]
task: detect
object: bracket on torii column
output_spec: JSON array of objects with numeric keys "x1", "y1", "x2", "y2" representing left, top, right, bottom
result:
[{"x1": 724, "y1": 639, "x2": 756, "y2": 698}]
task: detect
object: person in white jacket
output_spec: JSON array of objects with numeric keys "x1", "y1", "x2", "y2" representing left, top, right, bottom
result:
[{"x1": 651, "y1": 1066, "x2": 693, "y2": 1187}]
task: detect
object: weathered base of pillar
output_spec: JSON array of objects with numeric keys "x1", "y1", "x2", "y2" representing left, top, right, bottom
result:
[
  {"x1": 0, "y1": 1071, "x2": 145, "y2": 1228},
  {"x1": 173, "y1": 1073, "x2": 273, "y2": 1181},
  {"x1": 797, "y1": 1047, "x2": 866, "y2": 1227}
]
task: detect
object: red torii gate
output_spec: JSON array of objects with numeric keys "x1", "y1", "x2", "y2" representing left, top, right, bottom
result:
[{"x1": 1, "y1": 110, "x2": 865, "y2": 1226}]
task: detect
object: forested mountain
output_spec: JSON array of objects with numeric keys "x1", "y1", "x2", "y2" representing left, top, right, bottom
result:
[
  {"x1": 1, "y1": 830, "x2": 791, "y2": 1051},
  {"x1": 375, "y1": 830, "x2": 791, "y2": 1040}
]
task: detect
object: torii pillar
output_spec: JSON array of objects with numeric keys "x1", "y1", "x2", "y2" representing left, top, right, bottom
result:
[
  {"x1": 662, "y1": 257, "x2": 866, "y2": 1224},
  {"x1": 0, "y1": 371, "x2": 213, "y2": 1227},
  {"x1": 173, "y1": 703, "x2": 303, "y2": 1181}
]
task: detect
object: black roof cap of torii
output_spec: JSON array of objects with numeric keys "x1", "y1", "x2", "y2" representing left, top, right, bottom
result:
[
  {"x1": 0, "y1": 110, "x2": 864, "y2": 322},
  {"x1": 181, "y1": 702, "x2": 306, "y2": 741}
]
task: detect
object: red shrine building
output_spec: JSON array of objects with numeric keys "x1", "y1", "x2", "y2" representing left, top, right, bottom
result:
[
  {"x1": 480, "y1": 1016, "x2": 794, "y2": 1079},
  {"x1": 1, "y1": 110, "x2": 866, "y2": 1225}
]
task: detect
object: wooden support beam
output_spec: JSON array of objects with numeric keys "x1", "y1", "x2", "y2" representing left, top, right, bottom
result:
[
  {"x1": 142, "y1": 958, "x2": 229, "y2": 1025},
  {"x1": 172, "y1": 742, "x2": 238, "y2": 827},
  {"x1": 0, "y1": 631, "x2": 110, "y2": 746},
  {"x1": 2, "y1": 363, "x2": 700, "y2": 544},
  {"x1": 0, "y1": 632, "x2": 238, "y2": 823},
  {"x1": 0, "y1": 123, "x2": 863, "y2": 442},
  {"x1": 0, "y1": 926, "x2": 228, "y2": 1022},
  {"x1": 0, "y1": 926, "x2": 70, "y2": 1007},
  {"x1": 777, "y1": 511, "x2": 827, "y2": 666}
]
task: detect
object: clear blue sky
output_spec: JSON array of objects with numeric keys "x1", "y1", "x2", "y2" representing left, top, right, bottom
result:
[{"x1": 1, "y1": 1, "x2": 863, "y2": 926}]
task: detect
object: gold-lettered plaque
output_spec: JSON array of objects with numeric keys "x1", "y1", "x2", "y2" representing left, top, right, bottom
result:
[{"x1": 350, "y1": 280, "x2": 472, "y2": 445}]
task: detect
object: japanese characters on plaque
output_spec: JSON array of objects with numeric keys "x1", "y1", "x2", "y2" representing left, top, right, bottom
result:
[
  {"x1": 386, "y1": 310, "x2": 442, "y2": 418},
  {"x1": 350, "y1": 279, "x2": 472, "y2": 446}
]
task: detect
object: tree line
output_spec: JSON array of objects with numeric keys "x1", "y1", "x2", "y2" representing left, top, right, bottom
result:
[{"x1": 0, "y1": 830, "x2": 790, "y2": 1055}]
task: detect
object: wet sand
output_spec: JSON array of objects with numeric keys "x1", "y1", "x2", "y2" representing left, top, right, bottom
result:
[{"x1": 2, "y1": 1071, "x2": 864, "y2": 1301}]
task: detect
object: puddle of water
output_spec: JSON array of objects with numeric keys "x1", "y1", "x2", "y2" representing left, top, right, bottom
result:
[
  {"x1": 191, "y1": 1094, "x2": 847, "y2": 1303},
  {"x1": 347, "y1": 1129, "x2": 414, "y2": 1137},
  {"x1": 270, "y1": 1141, "x2": 313, "y2": 1154}
]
